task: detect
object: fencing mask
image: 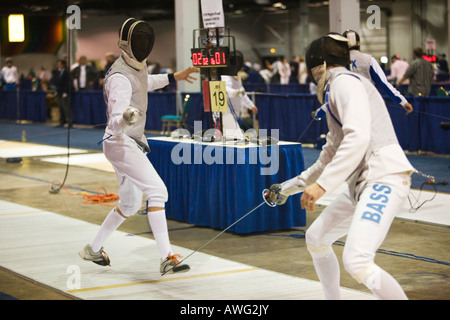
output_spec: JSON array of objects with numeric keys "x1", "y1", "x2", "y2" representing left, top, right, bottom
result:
[
  {"x1": 305, "y1": 37, "x2": 325, "y2": 85},
  {"x1": 118, "y1": 18, "x2": 155, "y2": 70},
  {"x1": 305, "y1": 34, "x2": 350, "y2": 104},
  {"x1": 305, "y1": 37, "x2": 328, "y2": 104}
]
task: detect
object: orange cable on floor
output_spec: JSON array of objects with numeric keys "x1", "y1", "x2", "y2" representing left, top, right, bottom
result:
[{"x1": 50, "y1": 180, "x2": 119, "y2": 207}]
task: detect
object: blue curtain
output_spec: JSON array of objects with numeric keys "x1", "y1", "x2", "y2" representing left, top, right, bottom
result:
[
  {"x1": 19, "y1": 91, "x2": 47, "y2": 122},
  {"x1": 2, "y1": 89, "x2": 449, "y2": 154},
  {"x1": 243, "y1": 82, "x2": 450, "y2": 97},
  {"x1": 181, "y1": 92, "x2": 210, "y2": 133},
  {"x1": 256, "y1": 93, "x2": 327, "y2": 143},
  {"x1": 417, "y1": 97, "x2": 450, "y2": 154},
  {"x1": 0, "y1": 90, "x2": 46, "y2": 122},
  {"x1": 70, "y1": 91, "x2": 177, "y2": 131},
  {"x1": 146, "y1": 92, "x2": 177, "y2": 131},
  {"x1": 256, "y1": 93, "x2": 450, "y2": 154},
  {"x1": 71, "y1": 91, "x2": 107, "y2": 125},
  {"x1": 0, "y1": 90, "x2": 18, "y2": 120},
  {"x1": 385, "y1": 98, "x2": 421, "y2": 152}
]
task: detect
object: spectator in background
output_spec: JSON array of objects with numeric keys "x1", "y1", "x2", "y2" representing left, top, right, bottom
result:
[
  {"x1": 289, "y1": 56, "x2": 299, "y2": 84},
  {"x1": 99, "y1": 52, "x2": 116, "y2": 88},
  {"x1": 387, "y1": 54, "x2": 409, "y2": 86},
  {"x1": 71, "y1": 56, "x2": 98, "y2": 90},
  {"x1": 104, "y1": 52, "x2": 116, "y2": 74},
  {"x1": 259, "y1": 59, "x2": 273, "y2": 84},
  {"x1": 2, "y1": 58, "x2": 19, "y2": 91},
  {"x1": 54, "y1": 59, "x2": 71, "y2": 127},
  {"x1": 397, "y1": 48, "x2": 435, "y2": 96},
  {"x1": 436, "y1": 54, "x2": 449, "y2": 76},
  {"x1": 150, "y1": 62, "x2": 161, "y2": 75},
  {"x1": 270, "y1": 57, "x2": 282, "y2": 83},
  {"x1": 298, "y1": 56, "x2": 308, "y2": 84},
  {"x1": 279, "y1": 57, "x2": 291, "y2": 85},
  {"x1": 0, "y1": 70, "x2": 5, "y2": 90},
  {"x1": 39, "y1": 65, "x2": 51, "y2": 84}
]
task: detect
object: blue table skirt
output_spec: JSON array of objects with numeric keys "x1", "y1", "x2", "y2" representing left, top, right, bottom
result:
[{"x1": 147, "y1": 138, "x2": 306, "y2": 234}]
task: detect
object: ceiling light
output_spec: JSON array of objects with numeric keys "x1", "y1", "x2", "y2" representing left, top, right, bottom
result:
[
  {"x1": 273, "y1": 2, "x2": 286, "y2": 9},
  {"x1": 8, "y1": 14, "x2": 25, "y2": 42}
]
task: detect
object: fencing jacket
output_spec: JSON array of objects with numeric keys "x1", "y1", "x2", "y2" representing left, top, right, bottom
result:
[
  {"x1": 103, "y1": 56, "x2": 169, "y2": 151},
  {"x1": 350, "y1": 50, "x2": 409, "y2": 108},
  {"x1": 221, "y1": 75, "x2": 255, "y2": 116},
  {"x1": 281, "y1": 67, "x2": 414, "y2": 202}
]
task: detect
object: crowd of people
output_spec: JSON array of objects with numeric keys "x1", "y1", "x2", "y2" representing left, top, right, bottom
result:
[
  {"x1": 0, "y1": 53, "x2": 176, "y2": 93},
  {"x1": 0, "y1": 53, "x2": 176, "y2": 126},
  {"x1": 244, "y1": 55, "x2": 309, "y2": 85},
  {"x1": 237, "y1": 47, "x2": 449, "y2": 98},
  {"x1": 1, "y1": 47, "x2": 448, "y2": 96},
  {"x1": 0, "y1": 43, "x2": 448, "y2": 126}
]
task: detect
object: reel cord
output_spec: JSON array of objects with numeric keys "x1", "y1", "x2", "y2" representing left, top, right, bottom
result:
[
  {"x1": 49, "y1": 180, "x2": 119, "y2": 206},
  {"x1": 49, "y1": 125, "x2": 71, "y2": 194},
  {"x1": 50, "y1": 20, "x2": 72, "y2": 195},
  {"x1": 408, "y1": 170, "x2": 448, "y2": 213}
]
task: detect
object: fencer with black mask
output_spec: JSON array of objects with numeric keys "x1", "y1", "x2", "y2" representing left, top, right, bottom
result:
[
  {"x1": 79, "y1": 18, "x2": 199, "y2": 275},
  {"x1": 267, "y1": 34, "x2": 414, "y2": 300}
]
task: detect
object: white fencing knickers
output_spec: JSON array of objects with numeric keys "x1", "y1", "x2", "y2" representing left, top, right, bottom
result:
[
  {"x1": 305, "y1": 172, "x2": 411, "y2": 299},
  {"x1": 103, "y1": 134, "x2": 168, "y2": 216}
]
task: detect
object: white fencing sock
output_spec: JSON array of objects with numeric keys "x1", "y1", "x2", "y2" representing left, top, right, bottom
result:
[
  {"x1": 310, "y1": 249, "x2": 342, "y2": 300},
  {"x1": 90, "y1": 207, "x2": 126, "y2": 253},
  {"x1": 362, "y1": 265, "x2": 408, "y2": 300},
  {"x1": 147, "y1": 210, "x2": 172, "y2": 259}
]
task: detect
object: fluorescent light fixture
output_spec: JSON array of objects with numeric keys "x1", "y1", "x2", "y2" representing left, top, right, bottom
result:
[
  {"x1": 273, "y1": 2, "x2": 286, "y2": 9},
  {"x1": 8, "y1": 14, "x2": 25, "y2": 42}
]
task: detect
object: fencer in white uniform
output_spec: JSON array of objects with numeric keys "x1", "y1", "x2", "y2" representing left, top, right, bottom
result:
[
  {"x1": 79, "y1": 18, "x2": 199, "y2": 275},
  {"x1": 343, "y1": 30, "x2": 413, "y2": 115},
  {"x1": 221, "y1": 74, "x2": 258, "y2": 139},
  {"x1": 267, "y1": 34, "x2": 414, "y2": 300}
]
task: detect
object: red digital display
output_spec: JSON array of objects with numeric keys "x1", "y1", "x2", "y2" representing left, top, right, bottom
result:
[
  {"x1": 423, "y1": 55, "x2": 437, "y2": 62},
  {"x1": 191, "y1": 47, "x2": 229, "y2": 68}
]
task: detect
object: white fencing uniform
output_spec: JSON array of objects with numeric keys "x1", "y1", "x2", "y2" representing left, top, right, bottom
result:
[
  {"x1": 220, "y1": 75, "x2": 256, "y2": 139},
  {"x1": 103, "y1": 56, "x2": 170, "y2": 212},
  {"x1": 350, "y1": 50, "x2": 409, "y2": 108},
  {"x1": 81, "y1": 19, "x2": 193, "y2": 275},
  {"x1": 90, "y1": 56, "x2": 174, "y2": 260},
  {"x1": 281, "y1": 67, "x2": 414, "y2": 300}
]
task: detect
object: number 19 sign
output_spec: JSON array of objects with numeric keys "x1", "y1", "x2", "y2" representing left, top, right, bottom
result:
[{"x1": 203, "y1": 80, "x2": 228, "y2": 112}]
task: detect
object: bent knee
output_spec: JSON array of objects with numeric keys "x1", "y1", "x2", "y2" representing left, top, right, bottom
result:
[
  {"x1": 305, "y1": 228, "x2": 332, "y2": 248},
  {"x1": 306, "y1": 231, "x2": 334, "y2": 257},
  {"x1": 146, "y1": 186, "x2": 168, "y2": 207},
  {"x1": 342, "y1": 248, "x2": 376, "y2": 283},
  {"x1": 117, "y1": 202, "x2": 141, "y2": 217}
]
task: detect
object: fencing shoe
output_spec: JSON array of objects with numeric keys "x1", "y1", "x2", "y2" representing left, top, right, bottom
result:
[
  {"x1": 79, "y1": 244, "x2": 111, "y2": 266},
  {"x1": 160, "y1": 253, "x2": 190, "y2": 275}
]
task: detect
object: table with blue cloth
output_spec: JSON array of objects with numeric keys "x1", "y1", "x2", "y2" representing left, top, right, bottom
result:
[{"x1": 146, "y1": 137, "x2": 306, "y2": 234}]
